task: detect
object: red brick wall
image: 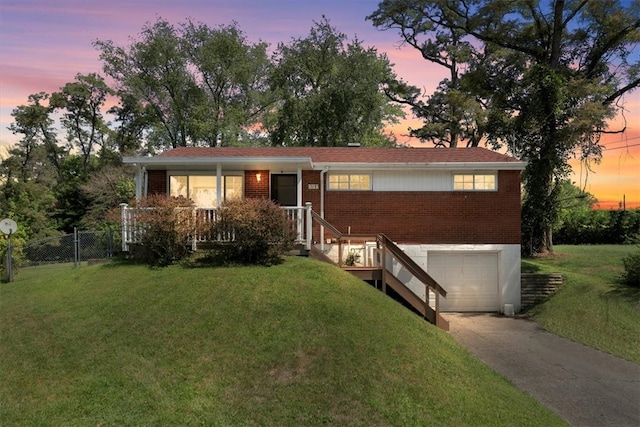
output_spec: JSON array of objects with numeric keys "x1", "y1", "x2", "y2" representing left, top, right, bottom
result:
[
  {"x1": 147, "y1": 170, "x2": 167, "y2": 195},
  {"x1": 245, "y1": 170, "x2": 270, "y2": 199},
  {"x1": 145, "y1": 168, "x2": 521, "y2": 244},
  {"x1": 303, "y1": 170, "x2": 521, "y2": 245}
]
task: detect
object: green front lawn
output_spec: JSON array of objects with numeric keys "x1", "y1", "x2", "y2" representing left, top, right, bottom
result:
[
  {"x1": 1, "y1": 258, "x2": 563, "y2": 426},
  {"x1": 523, "y1": 245, "x2": 640, "y2": 364}
]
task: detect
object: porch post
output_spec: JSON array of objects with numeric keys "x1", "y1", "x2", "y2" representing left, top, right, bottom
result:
[
  {"x1": 305, "y1": 202, "x2": 312, "y2": 250},
  {"x1": 134, "y1": 164, "x2": 143, "y2": 199},
  {"x1": 142, "y1": 166, "x2": 147, "y2": 198},
  {"x1": 216, "y1": 163, "x2": 222, "y2": 208},
  {"x1": 297, "y1": 167, "x2": 303, "y2": 208}
]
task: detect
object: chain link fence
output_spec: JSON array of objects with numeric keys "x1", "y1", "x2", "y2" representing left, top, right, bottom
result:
[{"x1": 22, "y1": 228, "x2": 115, "y2": 267}]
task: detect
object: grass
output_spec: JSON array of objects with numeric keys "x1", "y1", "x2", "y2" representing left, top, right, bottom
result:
[
  {"x1": 523, "y1": 245, "x2": 640, "y2": 364},
  {"x1": 1, "y1": 257, "x2": 563, "y2": 426}
]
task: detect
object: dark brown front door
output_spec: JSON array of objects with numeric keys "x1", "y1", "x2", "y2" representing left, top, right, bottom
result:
[{"x1": 271, "y1": 174, "x2": 297, "y2": 206}]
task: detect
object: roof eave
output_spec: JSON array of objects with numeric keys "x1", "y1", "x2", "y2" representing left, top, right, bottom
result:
[
  {"x1": 122, "y1": 156, "x2": 313, "y2": 166},
  {"x1": 312, "y1": 161, "x2": 527, "y2": 171},
  {"x1": 122, "y1": 157, "x2": 526, "y2": 171}
]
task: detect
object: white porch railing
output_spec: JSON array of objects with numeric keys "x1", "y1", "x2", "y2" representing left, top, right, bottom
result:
[{"x1": 120, "y1": 202, "x2": 313, "y2": 252}]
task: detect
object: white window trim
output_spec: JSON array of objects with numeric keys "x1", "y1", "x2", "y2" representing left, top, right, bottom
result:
[
  {"x1": 327, "y1": 173, "x2": 372, "y2": 191},
  {"x1": 452, "y1": 172, "x2": 497, "y2": 191},
  {"x1": 167, "y1": 171, "x2": 245, "y2": 207}
]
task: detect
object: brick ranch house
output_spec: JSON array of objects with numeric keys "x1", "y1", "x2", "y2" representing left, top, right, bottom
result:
[{"x1": 123, "y1": 146, "x2": 526, "y2": 314}]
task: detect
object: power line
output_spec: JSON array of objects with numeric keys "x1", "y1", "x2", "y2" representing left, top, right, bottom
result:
[
  {"x1": 603, "y1": 143, "x2": 640, "y2": 151},
  {"x1": 602, "y1": 135, "x2": 640, "y2": 147}
]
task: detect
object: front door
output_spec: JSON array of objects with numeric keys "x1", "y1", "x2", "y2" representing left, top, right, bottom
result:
[{"x1": 271, "y1": 174, "x2": 297, "y2": 206}]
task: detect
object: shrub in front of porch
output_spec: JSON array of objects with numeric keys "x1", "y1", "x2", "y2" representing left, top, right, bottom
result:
[
  {"x1": 209, "y1": 198, "x2": 296, "y2": 265},
  {"x1": 127, "y1": 195, "x2": 200, "y2": 266}
]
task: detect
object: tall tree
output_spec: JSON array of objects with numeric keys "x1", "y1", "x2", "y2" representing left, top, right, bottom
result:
[
  {"x1": 50, "y1": 73, "x2": 113, "y2": 173},
  {"x1": 369, "y1": 0, "x2": 640, "y2": 255},
  {"x1": 181, "y1": 21, "x2": 273, "y2": 146},
  {"x1": 106, "y1": 91, "x2": 150, "y2": 156},
  {"x1": 3, "y1": 93, "x2": 63, "y2": 238},
  {"x1": 7, "y1": 92, "x2": 64, "y2": 178},
  {"x1": 95, "y1": 18, "x2": 274, "y2": 150},
  {"x1": 369, "y1": 1, "x2": 486, "y2": 147},
  {"x1": 95, "y1": 19, "x2": 197, "y2": 150},
  {"x1": 268, "y1": 17, "x2": 404, "y2": 147}
]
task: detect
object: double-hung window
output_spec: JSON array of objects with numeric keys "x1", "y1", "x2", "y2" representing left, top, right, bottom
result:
[
  {"x1": 453, "y1": 174, "x2": 496, "y2": 191},
  {"x1": 169, "y1": 174, "x2": 243, "y2": 207}
]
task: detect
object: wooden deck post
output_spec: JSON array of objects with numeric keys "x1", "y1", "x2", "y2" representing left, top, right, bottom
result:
[
  {"x1": 305, "y1": 202, "x2": 312, "y2": 250},
  {"x1": 381, "y1": 241, "x2": 387, "y2": 294}
]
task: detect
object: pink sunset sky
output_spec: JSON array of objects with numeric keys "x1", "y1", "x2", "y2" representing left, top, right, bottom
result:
[{"x1": 1, "y1": 0, "x2": 638, "y2": 209}]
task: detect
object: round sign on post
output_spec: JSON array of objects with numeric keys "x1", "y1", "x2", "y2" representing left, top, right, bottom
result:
[
  {"x1": 0, "y1": 218, "x2": 18, "y2": 235},
  {"x1": 1, "y1": 218, "x2": 17, "y2": 283}
]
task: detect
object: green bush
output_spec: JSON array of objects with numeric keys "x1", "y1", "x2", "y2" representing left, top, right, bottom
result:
[
  {"x1": 209, "y1": 198, "x2": 296, "y2": 265},
  {"x1": 620, "y1": 249, "x2": 640, "y2": 288},
  {"x1": 128, "y1": 195, "x2": 200, "y2": 267},
  {"x1": 0, "y1": 227, "x2": 27, "y2": 281},
  {"x1": 555, "y1": 208, "x2": 640, "y2": 244}
]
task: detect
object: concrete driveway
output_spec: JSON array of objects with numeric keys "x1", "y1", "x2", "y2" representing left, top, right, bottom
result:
[{"x1": 444, "y1": 313, "x2": 640, "y2": 427}]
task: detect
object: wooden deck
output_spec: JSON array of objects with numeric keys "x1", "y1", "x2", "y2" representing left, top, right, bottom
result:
[
  {"x1": 308, "y1": 229, "x2": 449, "y2": 331},
  {"x1": 342, "y1": 266, "x2": 382, "y2": 281}
]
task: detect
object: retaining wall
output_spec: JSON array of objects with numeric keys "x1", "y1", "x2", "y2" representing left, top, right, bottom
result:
[{"x1": 521, "y1": 273, "x2": 564, "y2": 310}]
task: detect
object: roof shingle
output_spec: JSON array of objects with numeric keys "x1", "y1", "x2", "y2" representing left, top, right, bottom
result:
[{"x1": 157, "y1": 146, "x2": 521, "y2": 164}]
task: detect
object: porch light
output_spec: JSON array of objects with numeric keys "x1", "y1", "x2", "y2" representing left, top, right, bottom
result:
[{"x1": 256, "y1": 173, "x2": 262, "y2": 182}]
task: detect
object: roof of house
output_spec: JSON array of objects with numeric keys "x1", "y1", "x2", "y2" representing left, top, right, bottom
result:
[
  {"x1": 124, "y1": 146, "x2": 526, "y2": 171},
  {"x1": 159, "y1": 146, "x2": 520, "y2": 162}
]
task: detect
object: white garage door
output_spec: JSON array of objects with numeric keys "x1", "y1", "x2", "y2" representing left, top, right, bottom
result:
[{"x1": 428, "y1": 252, "x2": 499, "y2": 312}]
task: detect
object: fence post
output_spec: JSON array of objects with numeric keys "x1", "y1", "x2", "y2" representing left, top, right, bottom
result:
[
  {"x1": 5, "y1": 232, "x2": 13, "y2": 282},
  {"x1": 74, "y1": 227, "x2": 79, "y2": 267},
  {"x1": 305, "y1": 202, "x2": 312, "y2": 250},
  {"x1": 120, "y1": 203, "x2": 129, "y2": 252},
  {"x1": 106, "y1": 228, "x2": 113, "y2": 258}
]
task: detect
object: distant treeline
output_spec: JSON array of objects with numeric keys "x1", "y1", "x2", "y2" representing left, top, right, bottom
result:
[{"x1": 554, "y1": 208, "x2": 640, "y2": 245}]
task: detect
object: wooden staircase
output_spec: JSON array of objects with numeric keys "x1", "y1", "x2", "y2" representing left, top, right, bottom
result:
[{"x1": 308, "y1": 212, "x2": 449, "y2": 331}]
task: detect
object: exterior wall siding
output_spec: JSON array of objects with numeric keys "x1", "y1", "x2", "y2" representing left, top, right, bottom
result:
[
  {"x1": 316, "y1": 170, "x2": 521, "y2": 245},
  {"x1": 146, "y1": 168, "x2": 521, "y2": 245},
  {"x1": 245, "y1": 170, "x2": 270, "y2": 199},
  {"x1": 372, "y1": 170, "x2": 451, "y2": 191}
]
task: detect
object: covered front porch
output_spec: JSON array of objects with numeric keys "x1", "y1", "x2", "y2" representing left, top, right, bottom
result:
[{"x1": 119, "y1": 202, "x2": 314, "y2": 253}]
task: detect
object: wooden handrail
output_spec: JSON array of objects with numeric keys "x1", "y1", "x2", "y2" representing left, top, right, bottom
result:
[
  {"x1": 377, "y1": 234, "x2": 447, "y2": 298},
  {"x1": 306, "y1": 212, "x2": 448, "y2": 329},
  {"x1": 310, "y1": 210, "x2": 343, "y2": 239}
]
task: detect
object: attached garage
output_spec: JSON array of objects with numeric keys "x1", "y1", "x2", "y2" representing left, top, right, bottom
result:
[{"x1": 428, "y1": 252, "x2": 499, "y2": 312}]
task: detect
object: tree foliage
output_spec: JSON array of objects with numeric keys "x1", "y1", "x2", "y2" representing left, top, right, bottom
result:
[
  {"x1": 181, "y1": 21, "x2": 273, "y2": 146},
  {"x1": 369, "y1": 1, "x2": 486, "y2": 147},
  {"x1": 2, "y1": 16, "x2": 411, "y2": 242},
  {"x1": 95, "y1": 18, "x2": 274, "y2": 150},
  {"x1": 50, "y1": 73, "x2": 113, "y2": 173},
  {"x1": 268, "y1": 17, "x2": 404, "y2": 147},
  {"x1": 369, "y1": 0, "x2": 640, "y2": 255}
]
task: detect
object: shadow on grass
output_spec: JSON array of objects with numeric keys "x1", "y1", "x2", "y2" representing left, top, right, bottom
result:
[
  {"x1": 521, "y1": 259, "x2": 541, "y2": 273},
  {"x1": 606, "y1": 282, "x2": 640, "y2": 306}
]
